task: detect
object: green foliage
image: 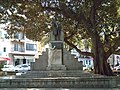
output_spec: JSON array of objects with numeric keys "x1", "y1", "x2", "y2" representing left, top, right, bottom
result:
[
  {"x1": 0, "y1": 62, "x2": 4, "y2": 71},
  {"x1": 0, "y1": 0, "x2": 119, "y2": 54}
]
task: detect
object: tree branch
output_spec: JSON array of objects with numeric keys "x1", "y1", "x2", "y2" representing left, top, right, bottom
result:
[
  {"x1": 106, "y1": 36, "x2": 120, "y2": 58},
  {"x1": 64, "y1": 38, "x2": 94, "y2": 57},
  {"x1": 114, "y1": 49, "x2": 120, "y2": 55}
]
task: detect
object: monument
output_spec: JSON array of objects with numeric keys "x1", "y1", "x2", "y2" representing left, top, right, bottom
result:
[
  {"x1": 47, "y1": 21, "x2": 66, "y2": 70},
  {"x1": 30, "y1": 21, "x2": 83, "y2": 71}
]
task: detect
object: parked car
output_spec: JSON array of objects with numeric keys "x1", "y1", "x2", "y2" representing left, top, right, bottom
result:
[
  {"x1": 1, "y1": 65, "x2": 15, "y2": 72},
  {"x1": 16, "y1": 72, "x2": 27, "y2": 76},
  {"x1": 113, "y1": 65, "x2": 120, "y2": 70},
  {"x1": 14, "y1": 64, "x2": 30, "y2": 72}
]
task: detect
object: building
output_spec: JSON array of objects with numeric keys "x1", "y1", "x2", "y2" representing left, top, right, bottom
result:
[
  {"x1": 71, "y1": 48, "x2": 93, "y2": 70},
  {"x1": 0, "y1": 28, "x2": 41, "y2": 66},
  {"x1": 108, "y1": 54, "x2": 120, "y2": 69},
  {"x1": 0, "y1": 29, "x2": 11, "y2": 64}
]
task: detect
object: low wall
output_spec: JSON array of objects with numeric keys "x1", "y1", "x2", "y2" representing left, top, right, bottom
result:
[
  {"x1": 0, "y1": 77, "x2": 117, "y2": 88},
  {"x1": 0, "y1": 71, "x2": 16, "y2": 76}
]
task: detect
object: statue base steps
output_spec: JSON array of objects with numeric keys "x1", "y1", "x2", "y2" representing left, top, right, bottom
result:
[
  {"x1": 16, "y1": 70, "x2": 102, "y2": 78},
  {"x1": 0, "y1": 73, "x2": 117, "y2": 88},
  {"x1": 47, "y1": 64, "x2": 66, "y2": 70}
]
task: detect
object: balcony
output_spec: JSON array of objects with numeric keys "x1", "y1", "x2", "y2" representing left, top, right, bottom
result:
[
  {"x1": 11, "y1": 47, "x2": 25, "y2": 52},
  {"x1": 10, "y1": 33, "x2": 25, "y2": 42}
]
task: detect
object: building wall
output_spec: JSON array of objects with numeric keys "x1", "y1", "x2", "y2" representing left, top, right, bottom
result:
[
  {"x1": 0, "y1": 28, "x2": 41, "y2": 66},
  {"x1": 108, "y1": 54, "x2": 120, "y2": 67}
]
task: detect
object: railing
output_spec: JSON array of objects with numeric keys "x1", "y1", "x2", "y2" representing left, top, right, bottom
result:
[{"x1": 11, "y1": 47, "x2": 25, "y2": 52}]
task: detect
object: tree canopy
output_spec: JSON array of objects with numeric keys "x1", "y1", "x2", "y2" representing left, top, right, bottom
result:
[{"x1": 0, "y1": 0, "x2": 120, "y2": 75}]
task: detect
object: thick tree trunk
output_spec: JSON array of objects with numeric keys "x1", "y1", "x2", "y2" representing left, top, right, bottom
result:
[
  {"x1": 92, "y1": 35, "x2": 114, "y2": 76},
  {"x1": 93, "y1": 48, "x2": 114, "y2": 76},
  {"x1": 88, "y1": 0, "x2": 114, "y2": 76}
]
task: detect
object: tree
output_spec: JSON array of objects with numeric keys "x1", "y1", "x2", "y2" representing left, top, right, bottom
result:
[{"x1": 0, "y1": 0, "x2": 120, "y2": 76}]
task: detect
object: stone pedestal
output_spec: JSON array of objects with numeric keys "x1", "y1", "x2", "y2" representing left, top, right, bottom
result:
[
  {"x1": 47, "y1": 49, "x2": 66, "y2": 70},
  {"x1": 47, "y1": 64, "x2": 66, "y2": 70}
]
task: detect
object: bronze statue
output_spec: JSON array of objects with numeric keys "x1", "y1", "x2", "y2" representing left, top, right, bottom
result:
[{"x1": 52, "y1": 21, "x2": 61, "y2": 41}]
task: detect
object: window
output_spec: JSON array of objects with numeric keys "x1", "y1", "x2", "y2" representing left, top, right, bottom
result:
[
  {"x1": 21, "y1": 33, "x2": 25, "y2": 40},
  {"x1": 14, "y1": 43, "x2": 18, "y2": 51},
  {"x1": 86, "y1": 60, "x2": 88, "y2": 64},
  {"x1": 0, "y1": 51, "x2": 2, "y2": 55},
  {"x1": 14, "y1": 33, "x2": 19, "y2": 39},
  {"x1": 83, "y1": 61, "x2": 86, "y2": 66},
  {"x1": 26, "y1": 43, "x2": 36, "y2": 51},
  {"x1": 0, "y1": 31, "x2": 2, "y2": 38},
  {"x1": 3, "y1": 47, "x2": 6, "y2": 52},
  {"x1": 89, "y1": 60, "x2": 91, "y2": 65}
]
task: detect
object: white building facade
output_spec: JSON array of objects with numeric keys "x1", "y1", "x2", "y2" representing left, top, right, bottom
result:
[
  {"x1": 0, "y1": 29, "x2": 38, "y2": 66},
  {"x1": 108, "y1": 54, "x2": 120, "y2": 68}
]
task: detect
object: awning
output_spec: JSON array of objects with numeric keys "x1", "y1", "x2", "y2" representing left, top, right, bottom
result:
[
  {"x1": 14, "y1": 56, "x2": 34, "y2": 59},
  {"x1": 0, "y1": 57, "x2": 11, "y2": 61}
]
